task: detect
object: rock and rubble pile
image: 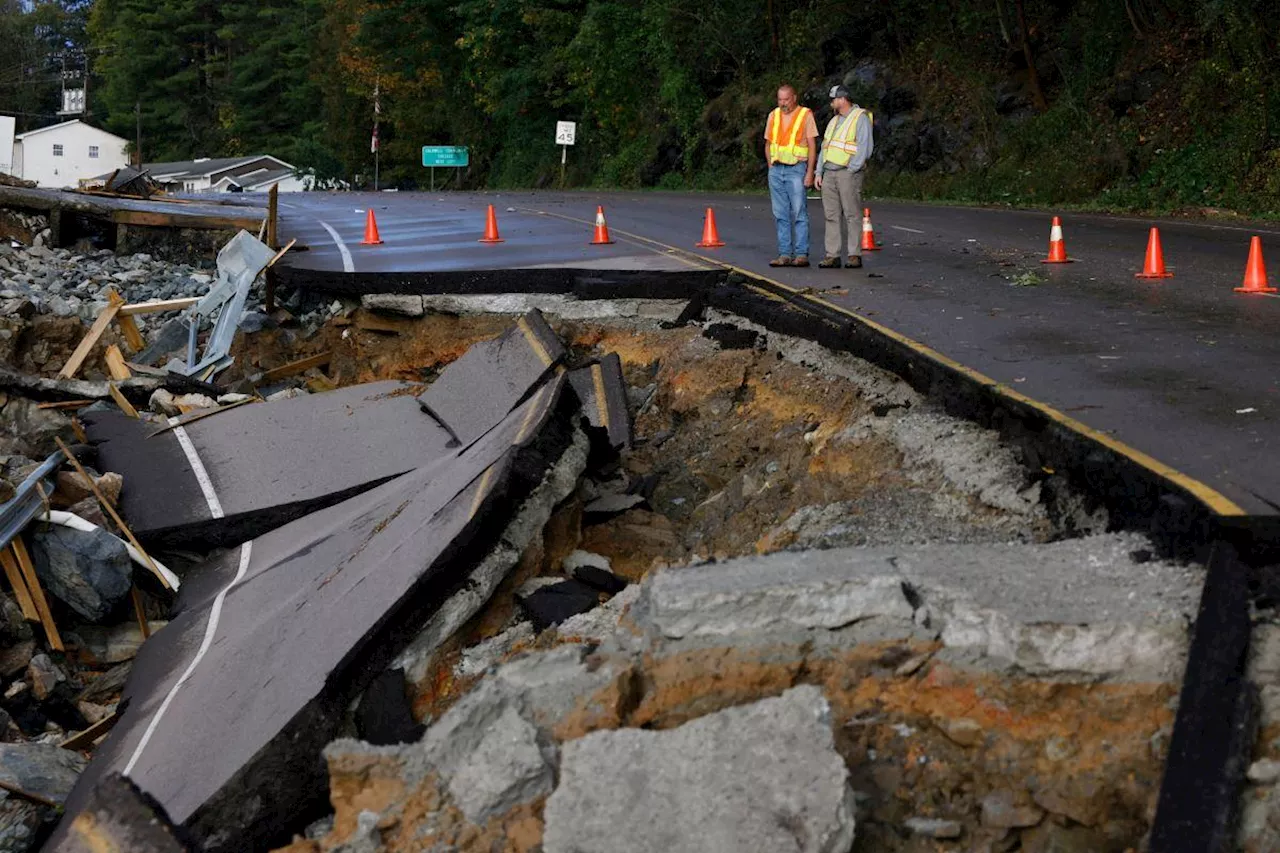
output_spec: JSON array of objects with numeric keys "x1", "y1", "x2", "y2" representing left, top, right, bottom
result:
[
  {"x1": 277, "y1": 532, "x2": 1200, "y2": 853},
  {"x1": 0, "y1": 239, "x2": 220, "y2": 323}
]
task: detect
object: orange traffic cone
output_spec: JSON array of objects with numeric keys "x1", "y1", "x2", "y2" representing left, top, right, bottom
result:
[
  {"x1": 860, "y1": 208, "x2": 881, "y2": 251},
  {"x1": 589, "y1": 205, "x2": 614, "y2": 245},
  {"x1": 1040, "y1": 216, "x2": 1072, "y2": 263},
  {"x1": 361, "y1": 208, "x2": 383, "y2": 245},
  {"x1": 1134, "y1": 227, "x2": 1173, "y2": 279},
  {"x1": 1236, "y1": 236, "x2": 1276, "y2": 294},
  {"x1": 696, "y1": 207, "x2": 725, "y2": 248},
  {"x1": 479, "y1": 204, "x2": 504, "y2": 243}
]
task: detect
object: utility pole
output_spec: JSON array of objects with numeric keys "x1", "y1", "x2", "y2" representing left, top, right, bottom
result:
[{"x1": 135, "y1": 100, "x2": 141, "y2": 167}]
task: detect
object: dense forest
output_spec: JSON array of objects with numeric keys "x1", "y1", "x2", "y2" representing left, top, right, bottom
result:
[{"x1": 2, "y1": 0, "x2": 1280, "y2": 214}]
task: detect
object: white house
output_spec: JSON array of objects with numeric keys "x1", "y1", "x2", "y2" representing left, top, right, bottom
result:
[
  {"x1": 7, "y1": 119, "x2": 129, "y2": 188},
  {"x1": 140, "y1": 155, "x2": 307, "y2": 193}
]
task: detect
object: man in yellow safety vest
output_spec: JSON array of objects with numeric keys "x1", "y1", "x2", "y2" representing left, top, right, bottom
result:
[
  {"x1": 763, "y1": 84, "x2": 819, "y2": 267},
  {"x1": 815, "y1": 85, "x2": 874, "y2": 269}
]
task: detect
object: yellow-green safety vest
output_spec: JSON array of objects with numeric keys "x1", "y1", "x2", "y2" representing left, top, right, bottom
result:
[
  {"x1": 766, "y1": 106, "x2": 813, "y2": 165},
  {"x1": 821, "y1": 108, "x2": 870, "y2": 167}
]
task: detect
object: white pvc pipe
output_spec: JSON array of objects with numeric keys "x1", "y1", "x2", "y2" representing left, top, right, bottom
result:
[{"x1": 42, "y1": 511, "x2": 181, "y2": 590}]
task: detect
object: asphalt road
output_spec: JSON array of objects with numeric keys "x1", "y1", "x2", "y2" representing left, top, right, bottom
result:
[{"x1": 278, "y1": 189, "x2": 1280, "y2": 515}]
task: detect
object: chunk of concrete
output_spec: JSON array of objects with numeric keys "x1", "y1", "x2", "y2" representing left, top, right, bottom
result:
[
  {"x1": 443, "y1": 704, "x2": 554, "y2": 823},
  {"x1": 644, "y1": 553, "x2": 915, "y2": 640},
  {"x1": 361, "y1": 293, "x2": 424, "y2": 317},
  {"x1": 542, "y1": 685, "x2": 855, "y2": 853},
  {"x1": 29, "y1": 523, "x2": 132, "y2": 622}
]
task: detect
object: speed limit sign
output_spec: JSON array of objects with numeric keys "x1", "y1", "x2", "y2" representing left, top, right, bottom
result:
[{"x1": 555, "y1": 121, "x2": 577, "y2": 146}]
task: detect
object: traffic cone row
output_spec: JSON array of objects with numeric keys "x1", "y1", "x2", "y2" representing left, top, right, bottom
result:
[{"x1": 362, "y1": 204, "x2": 1274, "y2": 297}]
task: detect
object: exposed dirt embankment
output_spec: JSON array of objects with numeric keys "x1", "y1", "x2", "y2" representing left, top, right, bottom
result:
[{"x1": 234, "y1": 302, "x2": 1195, "y2": 853}]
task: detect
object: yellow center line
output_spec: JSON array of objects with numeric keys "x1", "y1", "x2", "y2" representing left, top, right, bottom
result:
[
  {"x1": 591, "y1": 363, "x2": 611, "y2": 432},
  {"x1": 518, "y1": 204, "x2": 1247, "y2": 518},
  {"x1": 517, "y1": 316, "x2": 554, "y2": 367},
  {"x1": 467, "y1": 467, "x2": 496, "y2": 520}
]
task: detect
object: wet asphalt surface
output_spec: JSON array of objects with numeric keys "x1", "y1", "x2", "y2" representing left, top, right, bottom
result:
[{"x1": 278, "y1": 190, "x2": 1280, "y2": 514}]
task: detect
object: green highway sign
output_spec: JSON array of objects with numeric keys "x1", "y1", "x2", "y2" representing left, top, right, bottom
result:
[{"x1": 422, "y1": 146, "x2": 469, "y2": 167}]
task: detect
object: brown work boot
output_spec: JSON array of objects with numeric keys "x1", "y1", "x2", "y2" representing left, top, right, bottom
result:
[
  {"x1": 769, "y1": 256, "x2": 792, "y2": 267},
  {"x1": 817, "y1": 256, "x2": 842, "y2": 268},
  {"x1": 846, "y1": 255, "x2": 863, "y2": 268},
  {"x1": 792, "y1": 256, "x2": 810, "y2": 267}
]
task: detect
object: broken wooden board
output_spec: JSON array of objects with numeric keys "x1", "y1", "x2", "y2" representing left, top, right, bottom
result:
[
  {"x1": 107, "y1": 383, "x2": 139, "y2": 419},
  {"x1": 60, "y1": 710, "x2": 124, "y2": 752},
  {"x1": 258, "y1": 351, "x2": 331, "y2": 384},
  {"x1": 119, "y1": 298, "x2": 201, "y2": 316},
  {"x1": 104, "y1": 346, "x2": 132, "y2": 381},
  {"x1": 0, "y1": 547, "x2": 39, "y2": 621},
  {"x1": 112, "y1": 209, "x2": 265, "y2": 232},
  {"x1": 58, "y1": 302, "x2": 123, "y2": 380},
  {"x1": 11, "y1": 538, "x2": 64, "y2": 651}
]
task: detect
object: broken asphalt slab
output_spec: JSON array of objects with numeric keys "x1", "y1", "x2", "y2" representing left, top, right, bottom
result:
[
  {"x1": 51, "y1": 374, "x2": 580, "y2": 851},
  {"x1": 568, "y1": 352, "x2": 632, "y2": 451},
  {"x1": 80, "y1": 379, "x2": 456, "y2": 548},
  {"x1": 416, "y1": 308, "x2": 565, "y2": 446}
]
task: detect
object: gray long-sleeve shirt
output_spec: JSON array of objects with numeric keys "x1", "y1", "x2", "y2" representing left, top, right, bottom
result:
[{"x1": 817, "y1": 106, "x2": 874, "y2": 173}]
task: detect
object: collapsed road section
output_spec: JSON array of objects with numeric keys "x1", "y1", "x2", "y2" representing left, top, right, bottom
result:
[{"x1": 0, "y1": 217, "x2": 1272, "y2": 851}]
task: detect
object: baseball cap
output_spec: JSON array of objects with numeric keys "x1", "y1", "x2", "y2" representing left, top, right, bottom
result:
[{"x1": 828, "y1": 85, "x2": 851, "y2": 100}]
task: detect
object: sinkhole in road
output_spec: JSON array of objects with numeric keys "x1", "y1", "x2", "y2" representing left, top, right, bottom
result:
[{"x1": 228, "y1": 300, "x2": 1202, "y2": 852}]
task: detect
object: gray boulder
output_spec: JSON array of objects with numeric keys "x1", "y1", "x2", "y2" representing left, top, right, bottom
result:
[
  {"x1": 0, "y1": 743, "x2": 87, "y2": 852},
  {"x1": 542, "y1": 685, "x2": 856, "y2": 853},
  {"x1": 29, "y1": 524, "x2": 132, "y2": 622}
]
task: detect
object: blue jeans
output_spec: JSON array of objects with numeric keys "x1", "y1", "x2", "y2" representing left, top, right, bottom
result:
[{"x1": 768, "y1": 162, "x2": 810, "y2": 258}]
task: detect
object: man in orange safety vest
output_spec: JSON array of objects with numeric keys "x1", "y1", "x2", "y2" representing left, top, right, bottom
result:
[{"x1": 763, "y1": 84, "x2": 819, "y2": 267}]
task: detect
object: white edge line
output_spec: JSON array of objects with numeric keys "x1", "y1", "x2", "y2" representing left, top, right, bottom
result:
[
  {"x1": 170, "y1": 419, "x2": 224, "y2": 519},
  {"x1": 890, "y1": 225, "x2": 925, "y2": 234},
  {"x1": 318, "y1": 219, "x2": 355, "y2": 273},
  {"x1": 123, "y1": 541, "x2": 252, "y2": 777}
]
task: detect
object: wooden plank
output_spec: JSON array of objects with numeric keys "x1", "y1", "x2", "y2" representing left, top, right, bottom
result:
[
  {"x1": 112, "y1": 209, "x2": 264, "y2": 232},
  {"x1": 131, "y1": 586, "x2": 151, "y2": 640},
  {"x1": 57, "y1": 302, "x2": 122, "y2": 379},
  {"x1": 53, "y1": 438, "x2": 172, "y2": 591},
  {"x1": 0, "y1": 548, "x2": 38, "y2": 621},
  {"x1": 147, "y1": 397, "x2": 254, "y2": 437},
  {"x1": 36, "y1": 400, "x2": 95, "y2": 410},
  {"x1": 267, "y1": 183, "x2": 279, "y2": 249},
  {"x1": 11, "y1": 538, "x2": 63, "y2": 652},
  {"x1": 108, "y1": 382, "x2": 139, "y2": 419},
  {"x1": 259, "y1": 351, "x2": 332, "y2": 384},
  {"x1": 0, "y1": 778, "x2": 58, "y2": 809},
  {"x1": 104, "y1": 345, "x2": 132, "y2": 380},
  {"x1": 119, "y1": 297, "x2": 200, "y2": 316},
  {"x1": 115, "y1": 313, "x2": 146, "y2": 352},
  {"x1": 59, "y1": 710, "x2": 123, "y2": 752},
  {"x1": 265, "y1": 237, "x2": 296, "y2": 270}
]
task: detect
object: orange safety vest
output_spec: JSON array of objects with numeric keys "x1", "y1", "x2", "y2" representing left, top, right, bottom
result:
[{"x1": 766, "y1": 106, "x2": 813, "y2": 165}]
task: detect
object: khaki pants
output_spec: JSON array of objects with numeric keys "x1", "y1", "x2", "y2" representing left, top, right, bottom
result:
[{"x1": 821, "y1": 168, "x2": 864, "y2": 259}]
